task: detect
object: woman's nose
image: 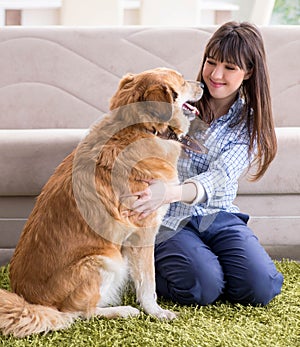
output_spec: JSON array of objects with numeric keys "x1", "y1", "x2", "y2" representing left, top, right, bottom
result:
[{"x1": 211, "y1": 65, "x2": 224, "y2": 79}]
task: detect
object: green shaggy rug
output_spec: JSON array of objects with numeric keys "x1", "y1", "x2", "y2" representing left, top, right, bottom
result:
[{"x1": 0, "y1": 260, "x2": 299, "y2": 347}]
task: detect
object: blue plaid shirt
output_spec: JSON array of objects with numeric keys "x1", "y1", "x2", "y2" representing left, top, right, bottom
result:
[{"x1": 162, "y1": 97, "x2": 253, "y2": 231}]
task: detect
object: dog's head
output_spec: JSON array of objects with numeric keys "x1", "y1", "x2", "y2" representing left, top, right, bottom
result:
[{"x1": 109, "y1": 68, "x2": 203, "y2": 138}]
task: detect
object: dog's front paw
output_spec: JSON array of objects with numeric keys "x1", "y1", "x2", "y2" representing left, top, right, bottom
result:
[
  {"x1": 141, "y1": 300, "x2": 178, "y2": 320},
  {"x1": 153, "y1": 308, "x2": 177, "y2": 320},
  {"x1": 144, "y1": 305, "x2": 177, "y2": 320},
  {"x1": 95, "y1": 305, "x2": 140, "y2": 318},
  {"x1": 118, "y1": 306, "x2": 140, "y2": 318}
]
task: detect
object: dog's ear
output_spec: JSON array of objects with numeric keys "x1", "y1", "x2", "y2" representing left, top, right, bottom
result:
[
  {"x1": 117, "y1": 73, "x2": 135, "y2": 90},
  {"x1": 142, "y1": 84, "x2": 177, "y2": 103},
  {"x1": 110, "y1": 73, "x2": 137, "y2": 110},
  {"x1": 141, "y1": 84, "x2": 175, "y2": 121}
]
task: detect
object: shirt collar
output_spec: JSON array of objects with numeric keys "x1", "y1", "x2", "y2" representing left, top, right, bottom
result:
[{"x1": 213, "y1": 97, "x2": 244, "y2": 124}]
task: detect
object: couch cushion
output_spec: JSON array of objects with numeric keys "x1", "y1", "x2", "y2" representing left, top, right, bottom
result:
[
  {"x1": 0, "y1": 129, "x2": 86, "y2": 195},
  {"x1": 238, "y1": 127, "x2": 300, "y2": 194},
  {"x1": 262, "y1": 26, "x2": 300, "y2": 127},
  {"x1": 1, "y1": 127, "x2": 299, "y2": 197}
]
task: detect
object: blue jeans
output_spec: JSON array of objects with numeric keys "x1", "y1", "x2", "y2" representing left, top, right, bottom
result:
[{"x1": 154, "y1": 212, "x2": 283, "y2": 306}]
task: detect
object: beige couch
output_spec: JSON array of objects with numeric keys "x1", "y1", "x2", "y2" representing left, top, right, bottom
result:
[{"x1": 0, "y1": 26, "x2": 299, "y2": 265}]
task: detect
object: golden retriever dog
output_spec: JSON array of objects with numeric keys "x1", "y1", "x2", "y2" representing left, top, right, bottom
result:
[{"x1": 0, "y1": 68, "x2": 203, "y2": 337}]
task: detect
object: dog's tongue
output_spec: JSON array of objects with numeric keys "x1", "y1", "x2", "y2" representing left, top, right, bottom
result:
[{"x1": 183, "y1": 103, "x2": 199, "y2": 119}]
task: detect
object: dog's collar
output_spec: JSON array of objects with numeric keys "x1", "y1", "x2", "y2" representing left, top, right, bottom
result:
[{"x1": 153, "y1": 126, "x2": 207, "y2": 154}]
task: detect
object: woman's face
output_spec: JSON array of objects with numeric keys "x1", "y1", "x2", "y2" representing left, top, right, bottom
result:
[{"x1": 202, "y1": 57, "x2": 250, "y2": 102}]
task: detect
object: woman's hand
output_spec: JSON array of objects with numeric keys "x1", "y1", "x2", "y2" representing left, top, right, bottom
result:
[
  {"x1": 131, "y1": 179, "x2": 180, "y2": 219},
  {"x1": 125, "y1": 179, "x2": 201, "y2": 219}
]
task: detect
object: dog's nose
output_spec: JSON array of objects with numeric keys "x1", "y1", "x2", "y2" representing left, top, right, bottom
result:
[{"x1": 186, "y1": 80, "x2": 204, "y2": 89}]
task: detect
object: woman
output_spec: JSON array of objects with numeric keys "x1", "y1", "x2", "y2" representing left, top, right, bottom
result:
[{"x1": 131, "y1": 22, "x2": 283, "y2": 306}]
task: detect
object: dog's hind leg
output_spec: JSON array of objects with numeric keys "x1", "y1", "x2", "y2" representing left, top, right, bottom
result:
[{"x1": 54, "y1": 254, "x2": 140, "y2": 320}]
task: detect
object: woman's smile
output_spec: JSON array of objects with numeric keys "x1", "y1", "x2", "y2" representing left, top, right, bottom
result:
[{"x1": 208, "y1": 79, "x2": 226, "y2": 88}]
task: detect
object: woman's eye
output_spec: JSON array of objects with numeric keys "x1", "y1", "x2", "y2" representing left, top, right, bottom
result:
[
  {"x1": 225, "y1": 63, "x2": 238, "y2": 70},
  {"x1": 206, "y1": 60, "x2": 216, "y2": 65}
]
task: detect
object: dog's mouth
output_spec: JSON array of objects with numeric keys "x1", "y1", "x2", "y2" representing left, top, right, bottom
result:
[
  {"x1": 155, "y1": 102, "x2": 206, "y2": 153},
  {"x1": 182, "y1": 102, "x2": 199, "y2": 120},
  {"x1": 150, "y1": 99, "x2": 205, "y2": 154},
  {"x1": 156, "y1": 125, "x2": 206, "y2": 154}
]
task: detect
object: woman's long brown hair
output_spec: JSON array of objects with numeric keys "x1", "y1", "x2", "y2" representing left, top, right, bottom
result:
[{"x1": 195, "y1": 22, "x2": 277, "y2": 181}]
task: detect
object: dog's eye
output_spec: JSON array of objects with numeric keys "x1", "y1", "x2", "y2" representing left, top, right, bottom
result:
[{"x1": 172, "y1": 90, "x2": 178, "y2": 100}]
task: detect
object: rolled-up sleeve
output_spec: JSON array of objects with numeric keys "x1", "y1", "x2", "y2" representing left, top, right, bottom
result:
[{"x1": 187, "y1": 141, "x2": 251, "y2": 208}]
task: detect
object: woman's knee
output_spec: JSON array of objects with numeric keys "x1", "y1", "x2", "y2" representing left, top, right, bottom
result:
[
  {"x1": 155, "y1": 234, "x2": 225, "y2": 305},
  {"x1": 226, "y1": 261, "x2": 284, "y2": 306},
  {"x1": 211, "y1": 223, "x2": 284, "y2": 306},
  {"x1": 156, "y1": 257, "x2": 224, "y2": 305}
]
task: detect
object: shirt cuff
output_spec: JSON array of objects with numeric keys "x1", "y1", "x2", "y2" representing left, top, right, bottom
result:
[{"x1": 182, "y1": 178, "x2": 207, "y2": 206}]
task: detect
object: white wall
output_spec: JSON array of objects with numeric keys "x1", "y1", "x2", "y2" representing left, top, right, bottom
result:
[{"x1": 22, "y1": 9, "x2": 60, "y2": 26}]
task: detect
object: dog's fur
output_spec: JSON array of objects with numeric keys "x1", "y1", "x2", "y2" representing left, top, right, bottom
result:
[{"x1": 0, "y1": 68, "x2": 203, "y2": 337}]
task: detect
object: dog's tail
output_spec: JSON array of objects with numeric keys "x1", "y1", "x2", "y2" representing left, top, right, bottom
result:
[{"x1": 0, "y1": 289, "x2": 77, "y2": 338}]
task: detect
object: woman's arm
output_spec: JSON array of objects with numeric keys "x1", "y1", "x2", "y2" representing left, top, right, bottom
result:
[
  {"x1": 130, "y1": 136, "x2": 252, "y2": 218},
  {"x1": 192, "y1": 142, "x2": 251, "y2": 208},
  {"x1": 131, "y1": 179, "x2": 206, "y2": 219}
]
